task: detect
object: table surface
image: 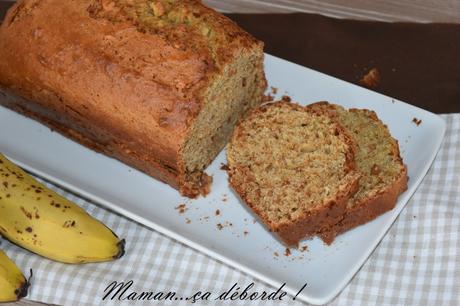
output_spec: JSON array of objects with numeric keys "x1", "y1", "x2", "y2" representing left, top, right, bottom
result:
[
  {"x1": 1, "y1": 0, "x2": 457, "y2": 305},
  {"x1": 3, "y1": 0, "x2": 460, "y2": 22},
  {"x1": 204, "y1": 0, "x2": 460, "y2": 22}
]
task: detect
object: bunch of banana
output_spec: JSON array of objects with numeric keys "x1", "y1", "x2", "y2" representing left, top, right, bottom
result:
[
  {"x1": 0, "y1": 249, "x2": 29, "y2": 302},
  {"x1": 0, "y1": 153, "x2": 125, "y2": 264}
]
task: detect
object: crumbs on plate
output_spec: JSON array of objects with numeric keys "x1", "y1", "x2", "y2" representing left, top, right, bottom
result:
[
  {"x1": 175, "y1": 203, "x2": 187, "y2": 214},
  {"x1": 360, "y1": 68, "x2": 380, "y2": 89},
  {"x1": 284, "y1": 248, "x2": 291, "y2": 257},
  {"x1": 281, "y1": 95, "x2": 291, "y2": 102},
  {"x1": 412, "y1": 117, "x2": 422, "y2": 126},
  {"x1": 216, "y1": 221, "x2": 233, "y2": 230}
]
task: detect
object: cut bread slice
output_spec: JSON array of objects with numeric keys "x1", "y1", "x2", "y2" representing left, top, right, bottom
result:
[
  {"x1": 309, "y1": 102, "x2": 408, "y2": 244},
  {"x1": 227, "y1": 101, "x2": 361, "y2": 246}
]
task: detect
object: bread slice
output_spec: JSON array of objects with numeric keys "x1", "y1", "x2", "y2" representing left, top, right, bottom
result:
[
  {"x1": 0, "y1": 0, "x2": 266, "y2": 198},
  {"x1": 309, "y1": 102, "x2": 408, "y2": 244},
  {"x1": 227, "y1": 101, "x2": 361, "y2": 246}
]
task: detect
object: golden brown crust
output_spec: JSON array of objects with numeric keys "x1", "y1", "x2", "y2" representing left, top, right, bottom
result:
[
  {"x1": 320, "y1": 166, "x2": 408, "y2": 244},
  {"x1": 0, "y1": 90, "x2": 181, "y2": 188},
  {"x1": 227, "y1": 101, "x2": 361, "y2": 247},
  {"x1": 0, "y1": 0, "x2": 264, "y2": 197}
]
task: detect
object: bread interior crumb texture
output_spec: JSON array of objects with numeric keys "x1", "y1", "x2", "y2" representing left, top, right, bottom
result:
[
  {"x1": 332, "y1": 107, "x2": 405, "y2": 207},
  {"x1": 228, "y1": 104, "x2": 354, "y2": 225}
]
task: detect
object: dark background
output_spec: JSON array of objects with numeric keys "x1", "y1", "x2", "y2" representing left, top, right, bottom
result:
[
  {"x1": 1, "y1": 2, "x2": 459, "y2": 113},
  {"x1": 227, "y1": 14, "x2": 460, "y2": 114}
]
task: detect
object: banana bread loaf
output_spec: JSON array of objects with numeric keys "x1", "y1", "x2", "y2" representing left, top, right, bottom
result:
[
  {"x1": 0, "y1": 0, "x2": 267, "y2": 197},
  {"x1": 309, "y1": 102, "x2": 408, "y2": 243},
  {"x1": 227, "y1": 101, "x2": 361, "y2": 246}
]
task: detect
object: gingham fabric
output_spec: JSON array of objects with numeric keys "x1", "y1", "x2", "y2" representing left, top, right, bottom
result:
[{"x1": 4, "y1": 114, "x2": 459, "y2": 306}]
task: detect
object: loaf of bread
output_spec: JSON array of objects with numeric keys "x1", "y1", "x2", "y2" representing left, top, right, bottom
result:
[
  {"x1": 227, "y1": 101, "x2": 361, "y2": 246},
  {"x1": 0, "y1": 0, "x2": 267, "y2": 197},
  {"x1": 309, "y1": 102, "x2": 408, "y2": 243}
]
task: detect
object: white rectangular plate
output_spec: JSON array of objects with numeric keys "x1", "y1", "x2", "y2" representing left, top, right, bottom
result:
[{"x1": 0, "y1": 54, "x2": 445, "y2": 305}]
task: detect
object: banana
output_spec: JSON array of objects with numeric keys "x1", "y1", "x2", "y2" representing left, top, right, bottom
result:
[
  {"x1": 0, "y1": 153, "x2": 125, "y2": 264},
  {"x1": 0, "y1": 249, "x2": 29, "y2": 302}
]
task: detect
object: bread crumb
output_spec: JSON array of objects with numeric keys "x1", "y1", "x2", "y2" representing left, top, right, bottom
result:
[
  {"x1": 281, "y1": 95, "x2": 291, "y2": 102},
  {"x1": 412, "y1": 117, "x2": 422, "y2": 126},
  {"x1": 175, "y1": 203, "x2": 187, "y2": 214},
  {"x1": 301, "y1": 246, "x2": 308, "y2": 252},
  {"x1": 360, "y1": 68, "x2": 380, "y2": 88},
  {"x1": 215, "y1": 209, "x2": 220, "y2": 216},
  {"x1": 185, "y1": 218, "x2": 191, "y2": 224},
  {"x1": 284, "y1": 248, "x2": 291, "y2": 257},
  {"x1": 264, "y1": 94, "x2": 274, "y2": 102},
  {"x1": 274, "y1": 252, "x2": 279, "y2": 257},
  {"x1": 220, "y1": 163, "x2": 230, "y2": 171},
  {"x1": 216, "y1": 221, "x2": 232, "y2": 230},
  {"x1": 271, "y1": 86, "x2": 278, "y2": 95},
  {"x1": 243, "y1": 231, "x2": 248, "y2": 236}
]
